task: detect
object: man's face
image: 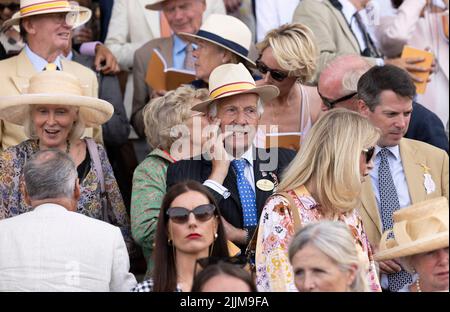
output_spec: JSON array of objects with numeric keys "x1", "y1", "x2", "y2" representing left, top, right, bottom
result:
[
  {"x1": 163, "y1": 0, "x2": 205, "y2": 35},
  {"x1": 213, "y1": 93, "x2": 260, "y2": 156},
  {"x1": 25, "y1": 13, "x2": 73, "y2": 52},
  {"x1": 362, "y1": 90, "x2": 413, "y2": 147}
]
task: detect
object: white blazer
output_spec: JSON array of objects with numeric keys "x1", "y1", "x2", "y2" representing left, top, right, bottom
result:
[{"x1": 0, "y1": 204, "x2": 137, "y2": 292}]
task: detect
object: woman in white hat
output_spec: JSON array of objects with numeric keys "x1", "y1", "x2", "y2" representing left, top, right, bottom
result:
[
  {"x1": 178, "y1": 13, "x2": 255, "y2": 89},
  {"x1": 0, "y1": 70, "x2": 134, "y2": 253},
  {"x1": 375, "y1": 197, "x2": 449, "y2": 292},
  {"x1": 255, "y1": 23, "x2": 323, "y2": 150}
]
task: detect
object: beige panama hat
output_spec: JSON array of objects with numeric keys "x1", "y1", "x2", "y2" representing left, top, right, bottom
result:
[
  {"x1": 374, "y1": 197, "x2": 449, "y2": 261},
  {"x1": 191, "y1": 62, "x2": 279, "y2": 113},
  {"x1": 0, "y1": 70, "x2": 113, "y2": 127},
  {"x1": 145, "y1": 0, "x2": 170, "y2": 11},
  {"x1": 2, "y1": 0, "x2": 91, "y2": 30},
  {"x1": 178, "y1": 14, "x2": 255, "y2": 66}
]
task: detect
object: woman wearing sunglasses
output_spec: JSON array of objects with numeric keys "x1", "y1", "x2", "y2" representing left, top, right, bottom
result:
[
  {"x1": 255, "y1": 23, "x2": 323, "y2": 150},
  {"x1": 255, "y1": 109, "x2": 381, "y2": 292},
  {"x1": 133, "y1": 180, "x2": 229, "y2": 292}
]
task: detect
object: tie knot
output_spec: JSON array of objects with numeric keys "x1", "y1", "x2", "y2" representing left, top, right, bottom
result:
[
  {"x1": 232, "y1": 159, "x2": 247, "y2": 173},
  {"x1": 44, "y1": 63, "x2": 58, "y2": 71},
  {"x1": 379, "y1": 148, "x2": 391, "y2": 159}
]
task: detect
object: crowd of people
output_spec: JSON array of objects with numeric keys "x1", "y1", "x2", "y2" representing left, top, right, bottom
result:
[{"x1": 0, "y1": 0, "x2": 448, "y2": 293}]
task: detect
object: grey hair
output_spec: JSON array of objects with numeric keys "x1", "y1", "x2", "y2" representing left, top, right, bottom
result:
[
  {"x1": 207, "y1": 98, "x2": 264, "y2": 119},
  {"x1": 23, "y1": 105, "x2": 86, "y2": 142},
  {"x1": 288, "y1": 221, "x2": 370, "y2": 292},
  {"x1": 341, "y1": 69, "x2": 367, "y2": 95},
  {"x1": 24, "y1": 149, "x2": 78, "y2": 200}
]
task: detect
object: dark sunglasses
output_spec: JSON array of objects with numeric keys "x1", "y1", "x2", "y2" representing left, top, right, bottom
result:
[
  {"x1": 0, "y1": 3, "x2": 20, "y2": 11},
  {"x1": 255, "y1": 59, "x2": 289, "y2": 82},
  {"x1": 318, "y1": 89, "x2": 358, "y2": 109},
  {"x1": 362, "y1": 146, "x2": 375, "y2": 163},
  {"x1": 167, "y1": 204, "x2": 216, "y2": 224},
  {"x1": 196, "y1": 255, "x2": 249, "y2": 269}
]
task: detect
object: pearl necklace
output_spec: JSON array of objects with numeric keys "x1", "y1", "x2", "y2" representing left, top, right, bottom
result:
[{"x1": 415, "y1": 277, "x2": 422, "y2": 292}]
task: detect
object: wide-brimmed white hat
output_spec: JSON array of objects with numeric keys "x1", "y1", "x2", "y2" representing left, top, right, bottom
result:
[
  {"x1": 374, "y1": 197, "x2": 449, "y2": 261},
  {"x1": 2, "y1": 0, "x2": 91, "y2": 31},
  {"x1": 145, "y1": 0, "x2": 170, "y2": 11},
  {"x1": 178, "y1": 14, "x2": 255, "y2": 66},
  {"x1": 0, "y1": 70, "x2": 113, "y2": 127},
  {"x1": 191, "y1": 63, "x2": 279, "y2": 113}
]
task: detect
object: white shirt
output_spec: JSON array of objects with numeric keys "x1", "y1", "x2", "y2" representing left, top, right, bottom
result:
[
  {"x1": 24, "y1": 44, "x2": 63, "y2": 72},
  {"x1": 340, "y1": 0, "x2": 369, "y2": 52},
  {"x1": 204, "y1": 148, "x2": 255, "y2": 198}
]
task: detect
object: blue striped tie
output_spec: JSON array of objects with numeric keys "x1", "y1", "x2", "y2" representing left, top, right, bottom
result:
[{"x1": 232, "y1": 159, "x2": 257, "y2": 228}]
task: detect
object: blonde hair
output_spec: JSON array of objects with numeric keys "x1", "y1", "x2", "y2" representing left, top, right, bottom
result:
[
  {"x1": 143, "y1": 85, "x2": 209, "y2": 150},
  {"x1": 24, "y1": 105, "x2": 85, "y2": 142},
  {"x1": 257, "y1": 23, "x2": 318, "y2": 84},
  {"x1": 278, "y1": 108, "x2": 380, "y2": 215},
  {"x1": 289, "y1": 221, "x2": 370, "y2": 292}
]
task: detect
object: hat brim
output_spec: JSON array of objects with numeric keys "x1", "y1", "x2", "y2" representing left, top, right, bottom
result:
[
  {"x1": 0, "y1": 94, "x2": 113, "y2": 127},
  {"x1": 178, "y1": 32, "x2": 256, "y2": 68},
  {"x1": 191, "y1": 85, "x2": 279, "y2": 113},
  {"x1": 1, "y1": 6, "x2": 92, "y2": 31},
  {"x1": 145, "y1": 1, "x2": 165, "y2": 11},
  {"x1": 374, "y1": 232, "x2": 449, "y2": 261}
]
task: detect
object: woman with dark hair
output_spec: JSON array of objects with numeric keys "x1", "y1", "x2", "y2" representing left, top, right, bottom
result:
[
  {"x1": 191, "y1": 260, "x2": 257, "y2": 292},
  {"x1": 133, "y1": 180, "x2": 229, "y2": 292}
]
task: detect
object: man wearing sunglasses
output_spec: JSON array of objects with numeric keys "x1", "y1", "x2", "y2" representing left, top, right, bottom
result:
[
  {"x1": 318, "y1": 54, "x2": 449, "y2": 153},
  {"x1": 0, "y1": 0, "x2": 102, "y2": 150},
  {"x1": 167, "y1": 63, "x2": 296, "y2": 252},
  {"x1": 356, "y1": 65, "x2": 449, "y2": 292}
]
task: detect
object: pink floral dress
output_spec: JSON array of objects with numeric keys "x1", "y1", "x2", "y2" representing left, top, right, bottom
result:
[{"x1": 255, "y1": 186, "x2": 381, "y2": 292}]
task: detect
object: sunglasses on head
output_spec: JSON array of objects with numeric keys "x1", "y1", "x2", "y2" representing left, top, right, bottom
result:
[
  {"x1": 0, "y1": 3, "x2": 20, "y2": 11},
  {"x1": 362, "y1": 146, "x2": 375, "y2": 163},
  {"x1": 318, "y1": 89, "x2": 358, "y2": 109},
  {"x1": 255, "y1": 59, "x2": 289, "y2": 82},
  {"x1": 167, "y1": 204, "x2": 216, "y2": 224}
]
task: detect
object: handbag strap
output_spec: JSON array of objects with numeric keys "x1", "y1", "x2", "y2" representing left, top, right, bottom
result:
[{"x1": 85, "y1": 138, "x2": 105, "y2": 194}]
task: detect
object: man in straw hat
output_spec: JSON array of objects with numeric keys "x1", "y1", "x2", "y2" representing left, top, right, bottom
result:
[
  {"x1": 374, "y1": 197, "x2": 449, "y2": 292},
  {"x1": 166, "y1": 63, "x2": 296, "y2": 250},
  {"x1": 356, "y1": 64, "x2": 449, "y2": 292},
  {"x1": 0, "y1": 149, "x2": 137, "y2": 291},
  {"x1": 0, "y1": 0, "x2": 102, "y2": 150},
  {"x1": 131, "y1": 0, "x2": 207, "y2": 139}
]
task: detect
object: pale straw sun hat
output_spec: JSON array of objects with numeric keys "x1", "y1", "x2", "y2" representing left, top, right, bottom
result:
[
  {"x1": 2, "y1": 0, "x2": 91, "y2": 30},
  {"x1": 0, "y1": 70, "x2": 113, "y2": 127},
  {"x1": 191, "y1": 62, "x2": 279, "y2": 113},
  {"x1": 374, "y1": 197, "x2": 449, "y2": 261}
]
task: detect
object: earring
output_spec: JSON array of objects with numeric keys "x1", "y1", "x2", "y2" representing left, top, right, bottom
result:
[
  {"x1": 214, "y1": 233, "x2": 218, "y2": 239},
  {"x1": 168, "y1": 238, "x2": 172, "y2": 246}
]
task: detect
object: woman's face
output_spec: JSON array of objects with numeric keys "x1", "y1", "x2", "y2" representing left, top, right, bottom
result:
[
  {"x1": 258, "y1": 47, "x2": 296, "y2": 94},
  {"x1": 201, "y1": 274, "x2": 252, "y2": 292},
  {"x1": 412, "y1": 247, "x2": 449, "y2": 291},
  {"x1": 292, "y1": 243, "x2": 356, "y2": 292},
  {"x1": 359, "y1": 146, "x2": 375, "y2": 182},
  {"x1": 192, "y1": 40, "x2": 226, "y2": 82},
  {"x1": 32, "y1": 104, "x2": 78, "y2": 148},
  {"x1": 168, "y1": 190, "x2": 218, "y2": 256}
]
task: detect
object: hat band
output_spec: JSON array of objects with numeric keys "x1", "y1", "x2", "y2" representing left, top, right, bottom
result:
[
  {"x1": 196, "y1": 30, "x2": 249, "y2": 57},
  {"x1": 210, "y1": 81, "x2": 256, "y2": 99},
  {"x1": 20, "y1": 1, "x2": 70, "y2": 16}
]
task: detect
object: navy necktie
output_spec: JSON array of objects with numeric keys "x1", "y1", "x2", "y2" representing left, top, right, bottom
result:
[
  {"x1": 232, "y1": 159, "x2": 258, "y2": 228},
  {"x1": 378, "y1": 148, "x2": 413, "y2": 291}
]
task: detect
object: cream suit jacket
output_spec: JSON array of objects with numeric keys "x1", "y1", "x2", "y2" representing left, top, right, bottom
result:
[
  {"x1": 0, "y1": 50, "x2": 102, "y2": 150},
  {"x1": 358, "y1": 138, "x2": 449, "y2": 248},
  {"x1": 0, "y1": 203, "x2": 137, "y2": 291}
]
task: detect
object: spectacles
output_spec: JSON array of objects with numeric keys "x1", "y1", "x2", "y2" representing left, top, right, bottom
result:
[
  {"x1": 318, "y1": 89, "x2": 358, "y2": 109},
  {"x1": 44, "y1": 12, "x2": 79, "y2": 27},
  {"x1": 362, "y1": 146, "x2": 375, "y2": 163},
  {"x1": 255, "y1": 59, "x2": 289, "y2": 82},
  {"x1": 167, "y1": 204, "x2": 216, "y2": 224},
  {"x1": 0, "y1": 3, "x2": 20, "y2": 11}
]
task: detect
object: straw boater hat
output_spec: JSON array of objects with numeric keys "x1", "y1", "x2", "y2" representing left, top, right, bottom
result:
[
  {"x1": 0, "y1": 70, "x2": 113, "y2": 127},
  {"x1": 177, "y1": 14, "x2": 255, "y2": 67},
  {"x1": 374, "y1": 197, "x2": 449, "y2": 261},
  {"x1": 145, "y1": 0, "x2": 175, "y2": 11},
  {"x1": 2, "y1": 0, "x2": 91, "y2": 30},
  {"x1": 191, "y1": 62, "x2": 279, "y2": 113}
]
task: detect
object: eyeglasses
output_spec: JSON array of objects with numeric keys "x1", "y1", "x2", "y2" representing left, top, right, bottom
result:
[
  {"x1": 255, "y1": 59, "x2": 289, "y2": 82},
  {"x1": 362, "y1": 146, "x2": 375, "y2": 163},
  {"x1": 318, "y1": 89, "x2": 358, "y2": 109},
  {"x1": 167, "y1": 204, "x2": 216, "y2": 224},
  {"x1": 0, "y1": 3, "x2": 20, "y2": 11}
]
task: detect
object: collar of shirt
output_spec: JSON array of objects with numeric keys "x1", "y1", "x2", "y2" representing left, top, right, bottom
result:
[
  {"x1": 172, "y1": 34, "x2": 197, "y2": 70},
  {"x1": 239, "y1": 146, "x2": 254, "y2": 168},
  {"x1": 339, "y1": 0, "x2": 358, "y2": 25},
  {"x1": 61, "y1": 50, "x2": 74, "y2": 62},
  {"x1": 24, "y1": 44, "x2": 63, "y2": 72},
  {"x1": 375, "y1": 144, "x2": 400, "y2": 161}
]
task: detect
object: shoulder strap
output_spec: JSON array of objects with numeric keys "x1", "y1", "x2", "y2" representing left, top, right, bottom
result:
[{"x1": 85, "y1": 138, "x2": 105, "y2": 194}]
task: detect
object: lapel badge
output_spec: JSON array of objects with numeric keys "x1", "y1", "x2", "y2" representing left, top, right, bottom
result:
[
  {"x1": 256, "y1": 179, "x2": 275, "y2": 192},
  {"x1": 420, "y1": 163, "x2": 436, "y2": 194}
]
